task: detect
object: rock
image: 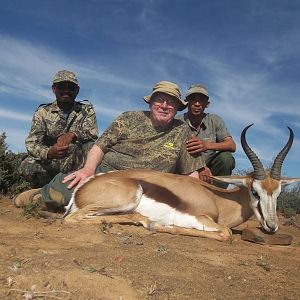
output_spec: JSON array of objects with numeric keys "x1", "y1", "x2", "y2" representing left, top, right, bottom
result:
[{"x1": 241, "y1": 227, "x2": 293, "y2": 245}]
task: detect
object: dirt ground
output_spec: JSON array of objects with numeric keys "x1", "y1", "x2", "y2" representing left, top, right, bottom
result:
[{"x1": 0, "y1": 196, "x2": 300, "y2": 300}]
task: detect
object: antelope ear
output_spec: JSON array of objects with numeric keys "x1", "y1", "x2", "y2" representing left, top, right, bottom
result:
[
  {"x1": 280, "y1": 177, "x2": 300, "y2": 186},
  {"x1": 211, "y1": 175, "x2": 250, "y2": 187}
]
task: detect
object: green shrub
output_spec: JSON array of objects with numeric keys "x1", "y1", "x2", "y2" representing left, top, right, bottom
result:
[
  {"x1": 0, "y1": 133, "x2": 30, "y2": 196},
  {"x1": 22, "y1": 201, "x2": 42, "y2": 218},
  {"x1": 277, "y1": 184, "x2": 300, "y2": 218}
]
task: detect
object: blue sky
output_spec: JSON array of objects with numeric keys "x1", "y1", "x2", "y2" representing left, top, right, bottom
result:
[{"x1": 0, "y1": 0, "x2": 300, "y2": 177}]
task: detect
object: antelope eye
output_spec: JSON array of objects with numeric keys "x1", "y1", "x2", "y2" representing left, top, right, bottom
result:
[{"x1": 251, "y1": 188, "x2": 260, "y2": 200}]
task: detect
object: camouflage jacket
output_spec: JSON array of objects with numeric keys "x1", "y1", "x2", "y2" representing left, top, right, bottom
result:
[
  {"x1": 96, "y1": 111, "x2": 204, "y2": 174},
  {"x1": 25, "y1": 100, "x2": 99, "y2": 160}
]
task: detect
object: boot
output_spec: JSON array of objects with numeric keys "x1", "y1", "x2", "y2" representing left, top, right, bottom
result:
[{"x1": 13, "y1": 189, "x2": 45, "y2": 209}]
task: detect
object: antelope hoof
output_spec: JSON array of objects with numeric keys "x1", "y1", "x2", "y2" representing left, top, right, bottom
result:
[{"x1": 217, "y1": 228, "x2": 232, "y2": 242}]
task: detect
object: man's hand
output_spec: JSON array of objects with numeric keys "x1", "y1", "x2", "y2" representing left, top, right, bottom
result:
[
  {"x1": 47, "y1": 133, "x2": 77, "y2": 158},
  {"x1": 57, "y1": 132, "x2": 76, "y2": 147},
  {"x1": 198, "y1": 166, "x2": 213, "y2": 183},
  {"x1": 63, "y1": 168, "x2": 95, "y2": 189},
  {"x1": 186, "y1": 136, "x2": 209, "y2": 154},
  {"x1": 47, "y1": 144, "x2": 69, "y2": 159}
]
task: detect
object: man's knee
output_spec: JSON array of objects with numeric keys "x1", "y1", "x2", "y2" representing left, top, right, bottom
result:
[
  {"x1": 41, "y1": 172, "x2": 74, "y2": 207},
  {"x1": 19, "y1": 157, "x2": 52, "y2": 187},
  {"x1": 208, "y1": 152, "x2": 235, "y2": 176},
  {"x1": 19, "y1": 156, "x2": 36, "y2": 176},
  {"x1": 218, "y1": 152, "x2": 235, "y2": 169}
]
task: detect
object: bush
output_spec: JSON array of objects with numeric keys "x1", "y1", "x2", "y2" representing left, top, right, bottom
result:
[
  {"x1": 277, "y1": 184, "x2": 300, "y2": 218},
  {"x1": 0, "y1": 133, "x2": 30, "y2": 196}
]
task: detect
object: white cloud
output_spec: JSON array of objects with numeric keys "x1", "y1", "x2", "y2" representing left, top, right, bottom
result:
[
  {"x1": 94, "y1": 104, "x2": 124, "y2": 120},
  {"x1": 0, "y1": 108, "x2": 32, "y2": 122},
  {"x1": 289, "y1": 121, "x2": 300, "y2": 128},
  {"x1": 0, "y1": 34, "x2": 147, "y2": 102}
]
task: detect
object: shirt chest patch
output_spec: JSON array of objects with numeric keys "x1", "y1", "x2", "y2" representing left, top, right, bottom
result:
[{"x1": 163, "y1": 142, "x2": 175, "y2": 150}]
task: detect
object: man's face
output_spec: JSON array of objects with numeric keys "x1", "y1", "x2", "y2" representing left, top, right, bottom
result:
[
  {"x1": 149, "y1": 92, "x2": 179, "y2": 127},
  {"x1": 52, "y1": 81, "x2": 79, "y2": 103},
  {"x1": 187, "y1": 93, "x2": 210, "y2": 116}
]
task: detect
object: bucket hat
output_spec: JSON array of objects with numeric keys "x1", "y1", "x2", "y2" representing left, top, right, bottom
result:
[
  {"x1": 144, "y1": 81, "x2": 187, "y2": 111},
  {"x1": 185, "y1": 84, "x2": 209, "y2": 100}
]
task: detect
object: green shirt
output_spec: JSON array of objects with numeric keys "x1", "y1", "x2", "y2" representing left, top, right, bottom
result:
[
  {"x1": 177, "y1": 113, "x2": 232, "y2": 163},
  {"x1": 96, "y1": 111, "x2": 204, "y2": 174}
]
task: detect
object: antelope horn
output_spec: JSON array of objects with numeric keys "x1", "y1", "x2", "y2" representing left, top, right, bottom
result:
[
  {"x1": 241, "y1": 124, "x2": 266, "y2": 180},
  {"x1": 270, "y1": 127, "x2": 294, "y2": 180}
]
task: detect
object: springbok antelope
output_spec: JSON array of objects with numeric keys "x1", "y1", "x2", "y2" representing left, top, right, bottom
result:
[{"x1": 64, "y1": 124, "x2": 300, "y2": 241}]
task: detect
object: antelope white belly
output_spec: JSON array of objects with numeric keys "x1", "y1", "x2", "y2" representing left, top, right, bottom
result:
[{"x1": 135, "y1": 195, "x2": 205, "y2": 229}]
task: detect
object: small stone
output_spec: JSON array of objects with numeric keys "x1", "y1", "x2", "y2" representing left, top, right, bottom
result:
[
  {"x1": 256, "y1": 261, "x2": 271, "y2": 271},
  {"x1": 241, "y1": 227, "x2": 293, "y2": 245}
]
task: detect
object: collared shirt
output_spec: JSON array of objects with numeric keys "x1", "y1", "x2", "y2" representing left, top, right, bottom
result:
[
  {"x1": 25, "y1": 100, "x2": 98, "y2": 160},
  {"x1": 95, "y1": 111, "x2": 204, "y2": 174},
  {"x1": 177, "y1": 113, "x2": 232, "y2": 163}
]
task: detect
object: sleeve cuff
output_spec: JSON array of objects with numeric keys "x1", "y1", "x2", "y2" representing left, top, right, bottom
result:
[{"x1": 40, "y1": 148, "x2": 49, "y2": 160}]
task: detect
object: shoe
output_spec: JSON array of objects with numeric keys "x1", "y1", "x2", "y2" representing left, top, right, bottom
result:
[{"x1": 13, "y1": 188, "x2": 44, "y2": 208}]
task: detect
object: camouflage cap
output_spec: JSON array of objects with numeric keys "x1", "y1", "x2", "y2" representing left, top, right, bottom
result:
[
  {"x1": 143, "y1": 81, "x2": 187, "y2": 111},
  {"x1": 52, "y1": 70, "x2": 78, "y2": 85},
  {"x1": 185, "y1": 84, "x2": 209, "y2": 100}
]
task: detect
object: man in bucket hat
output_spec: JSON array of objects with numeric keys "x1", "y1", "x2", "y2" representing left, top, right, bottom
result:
[
  {"x1": 14, "y1": 81, "x2": 205, "y2": 209},
  {"x1": 19, "y1": 70, "x2": 99, "y2": 188},
  {"x1": 178, "y1": 84, "x2": 236, "y2": 187}
]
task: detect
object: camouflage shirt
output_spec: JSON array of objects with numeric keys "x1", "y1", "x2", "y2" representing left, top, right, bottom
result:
[
  {"x1": 25, "y1": 100, "x2": 99, "y2": 160},
  {"x1": 177, "y1": 113, "x2": 232, "y2": 163},
  {"x1": 95, "y1": 111, "x2": 204, "y2": 174}
]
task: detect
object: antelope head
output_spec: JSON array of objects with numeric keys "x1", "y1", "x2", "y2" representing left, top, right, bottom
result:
[{"x1": 214, "y1": 124, "x2": 300, "y2": 233}]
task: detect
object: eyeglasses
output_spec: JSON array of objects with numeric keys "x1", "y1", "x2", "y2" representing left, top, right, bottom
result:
[
  {"x1": 54, "y1": 82, "x2": 78, "y2": 92},
  {"x1": 152, "y1": 97, "x2": 178, "y2": 107}
]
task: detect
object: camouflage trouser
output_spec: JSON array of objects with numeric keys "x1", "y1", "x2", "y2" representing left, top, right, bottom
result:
[
  {"x1": 40, "y1": 162, "x2": 114, "y2": 207},
  {"x1": 19, "y1": 142, "x2": 94, "y2": 188},
  {"x1": 206, "y1": 151, "x2": 235, "y2": 188}
]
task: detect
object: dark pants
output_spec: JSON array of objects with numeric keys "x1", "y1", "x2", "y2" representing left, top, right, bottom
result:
[{"x1": 206, "y1": 152, "x2": 235, "y2": 188}]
